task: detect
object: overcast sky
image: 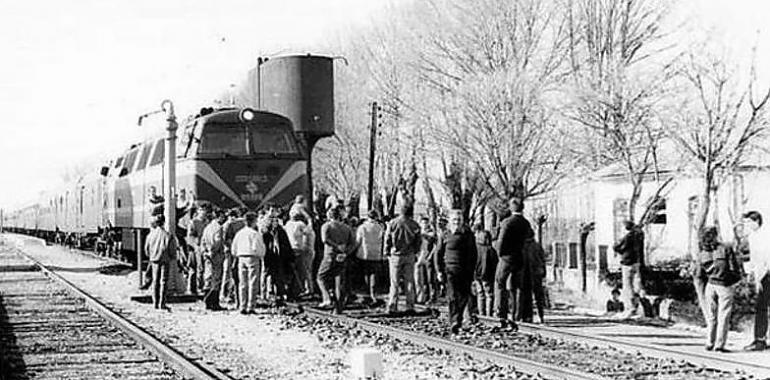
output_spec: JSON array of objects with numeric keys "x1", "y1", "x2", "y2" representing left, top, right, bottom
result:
[{"x1": 0, "y1": 0, "x2": 769, "y2": 210}]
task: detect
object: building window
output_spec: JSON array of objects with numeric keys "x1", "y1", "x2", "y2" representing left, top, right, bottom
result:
[
  {"x1": 598, "y1": 245, "x2": 608, "y2": 272},
  {"x1": 568, "y1": 242, "x2": 578, "y2": 269},
  {"x1": 554, "y1": 242, "x2": 566, "y2": 267}
]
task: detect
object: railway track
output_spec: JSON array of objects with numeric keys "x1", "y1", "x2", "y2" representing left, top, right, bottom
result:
[
  {"x1": 289, "y1": 302, "x2": 608, "y2": 380},
  {"x1": 0, "y1": 245, "x2": 231, "y2": 380},
  {"x1": 291, "y1": 301, "x2": 760, "y2": 380},
  {"x1": 413, "y1": 301, "x2": 769, "y2": 378}
]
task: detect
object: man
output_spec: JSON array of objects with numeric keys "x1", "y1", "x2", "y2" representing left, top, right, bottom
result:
[
  {"x1": 186, "y1": 206, "x2": 210, "y2": 295},
  {"x1": 285, "y1": 212, "x2": 313, "y2": 296},
  {"x1": 523, "y1": 236, "x2": 547, "y2": 323},
  {"x1": 231, "y1": 212, "x2": 266, "y2": 314},
  {"x1": 743, "y1": 211, "x2": 770, "y2": 351},
  {"x1": 318, "y1": 206, "x2": 356, "y2": 313},
  {"x1": 494, "y1": 197, "x2": 534, "y2": 330},
  {"x1": 289, "y1": 194, "x2": 312, "y2": 222},
  {"x1": 263, "y1": 205, "x2": 294, "y2": 304},
  {"x1": 221, "y1": 208, "x2": 246, "y2": 306},
  {"x1": 435, "y1": 210, "x2": 478, "y2": 334},
  {"x1": 613, "y1": 221, "x2": 645, "y2": 317},
  {"x1": 356, "y1": 210, "x2": 385, "y2": 305},
  {"x1": 385, "y1": 203, "x2": 422, "y2": 314},
  {"x1": 415, "y1": 216, "x2": 438, "y2": 304},
  {"x1": 201, "y1": 209, "x2": 226, "y2": 311},
  {"x1": 145, "y1": 214, "x2": 176, "y2": 310}
]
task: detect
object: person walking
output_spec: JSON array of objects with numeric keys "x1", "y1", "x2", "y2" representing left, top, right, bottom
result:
[
  {"x1": 231, "y1": 212, "x2": 266, "y2": 314},
  {"x1": 318, "y1": 207, "x2": 356, "y2": 313},
  {"x1": 415, "y1": 217, "x2": 438, "y2": 304},
  {"x1": 698, "y1": 226, "x2": 743, "y2": 352},
  {"x1": 494, "y1": 197, "x2": 534, "y2": 330},
  {"x1": 145, "y1": 214, "x2": 176, "y2": 311},
  {"x1": 385, "y1": 203, "x2": 422, "y2": 314},
  {"x1": 356, "y1": 210, "x2": 385, "y2": 305},
  {"x1": 613, "y1": 221, "x2": 645, "y2": 318},
  {"x1": 435, "y1": 210, "x2": 478, "y2": 333},
  {"x1": 474, "y1": 229, "x2": 497, "y2": 317},
  {"x1": 201, "y1": 209, "x2": 226, "y2": 311},
  {"x1": 742, "y1": 211, "x2": 770, "y2": 351}
]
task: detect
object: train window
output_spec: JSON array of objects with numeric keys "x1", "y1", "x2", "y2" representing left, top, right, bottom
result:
[
  {"x1": 124, "y1": 149, "x2": 139, "y2": 174},
  {"x1": 115, "y1": 156, "x2": 124, "y2": 169},
  {"x1": 199, "y1": 125, "x2": 248, "y2": 155},
  {"x1": 137, "y1": 143, "x2": 153, "y2": 171},
  {"x1": 251, "y1": 129, "x2": 297, "y2": 154},
  {"x1": 150, "y1": 140, "x2": 164, "y2": 166}
]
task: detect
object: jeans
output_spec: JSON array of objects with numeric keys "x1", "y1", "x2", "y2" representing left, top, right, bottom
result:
[
  {"x1": 621, "y1": 263, "x2": 643, "y2": 313},
  {"x1": 475, "y1": 280, "x2": 494, "y2": 316},
  {"x1": 151, "y1": 261, "x2": 169, "y2": 309},
  {"x1": 203, "y1": 253, "x2": 224, "y2": 308},
  {"x1": 415, "y1": 260, "x2": 437, "y2": 303},
  {"x1": 705, "y1": 282, "x2": 735, "y2": 349},
  {"x1": 447, "y1": 270, "x2": 473, "y2": 328},
  {"x1": 754, "y1": 273, "x2": 770, "y2": 341},
  {"x1": 238, "y1": 256, "x2": 262, "y2": 312},
  {"x1": 387, "y1": 254, "x2": 416, "y2": 312},
  {"x1": 494, "y1": 257, "x2": 522, "y2": 322}
]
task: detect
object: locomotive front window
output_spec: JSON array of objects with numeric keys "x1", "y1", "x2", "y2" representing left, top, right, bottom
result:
[
  {"x1": 199, "y1": 124, "x2": 248, "y2": 155},
  {"x1": 251, "y1": 129, "x2": 297, "y2": 154}
]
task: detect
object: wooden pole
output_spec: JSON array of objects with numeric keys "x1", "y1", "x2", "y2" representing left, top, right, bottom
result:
[{"x1": 367, "y1": 102, "x2": 378, "y2": 211}]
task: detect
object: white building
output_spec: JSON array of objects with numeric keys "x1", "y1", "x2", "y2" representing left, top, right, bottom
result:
[{"x1": 527, "y1": 162, "x2": 770, "y2": 296}]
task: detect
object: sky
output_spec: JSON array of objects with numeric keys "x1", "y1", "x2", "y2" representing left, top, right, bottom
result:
[{"x1": 0, "y1": 0, "x2": 769, "y2": 210}]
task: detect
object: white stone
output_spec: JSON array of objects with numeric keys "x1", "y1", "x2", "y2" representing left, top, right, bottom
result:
[{"x1": 349, "y1": 347, "x2": 383, "y2": 379}]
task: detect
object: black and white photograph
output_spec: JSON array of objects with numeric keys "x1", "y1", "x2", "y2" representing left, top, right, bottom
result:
[{"x1": 2, "y1": 0, "x2": 770, "y2": 379}]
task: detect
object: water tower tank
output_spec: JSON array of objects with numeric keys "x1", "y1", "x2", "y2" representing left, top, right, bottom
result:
[{"x1": 258, "y1": 55, "x2": 334, "y2": 138}]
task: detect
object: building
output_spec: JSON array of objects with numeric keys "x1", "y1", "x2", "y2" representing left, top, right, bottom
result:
[{"x1": 527, "y1": 162, "x2": 770, "y2": 296}]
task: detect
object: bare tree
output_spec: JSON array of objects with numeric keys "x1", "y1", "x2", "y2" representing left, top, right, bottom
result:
[
  {"x1": 565, "y1": 0, "x2": 674, "y2": 222},
  {"x1": 415, "y1": 0, "x2": 575, "y2": 202},
  {"x1": 671, "y1": 50, "x2": 770, "y2": 232}
]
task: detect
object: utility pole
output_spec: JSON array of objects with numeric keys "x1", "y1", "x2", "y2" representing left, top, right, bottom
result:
[{"x1": 367, "y1": 102, "x2": 380, "y2": 211}]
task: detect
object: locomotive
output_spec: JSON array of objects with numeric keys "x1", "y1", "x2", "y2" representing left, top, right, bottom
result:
[{"x1": 2, "y1": 54, "x2": 335, "y2": 259}]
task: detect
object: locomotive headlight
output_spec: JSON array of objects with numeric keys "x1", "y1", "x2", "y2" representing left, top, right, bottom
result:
[{"x1": 239, "y1": 108, "x2": 256, "y2": 122}]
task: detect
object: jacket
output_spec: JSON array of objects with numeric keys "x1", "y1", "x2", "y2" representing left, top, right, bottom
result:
[
  {"x1": 702, "y1": 245, "x2": 743, "y2": 287},
  {"x1": 231, "y1": 226, "x2": 266, "y2": 258},
  {"x1": 436, "y1": 226, "x2": 478, "y2": 275},
  {"x1": 495, "y1": 213, "x2": 533, "y2": 266},
  {"x1": 385, "y1": 216, "x2": 422, "y2": 256},
  {"x1": 145, "y1": 227, "x2": 176, "y2": 263},
  {"x1": 614, "y1": 229, "x2": 644, "y2": 266},
  {"x1": 201, "y1": 220, "x2": 224, "y2": 257}
]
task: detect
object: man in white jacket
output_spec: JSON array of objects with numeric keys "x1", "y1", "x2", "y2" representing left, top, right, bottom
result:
[{"x1": 231, "y1": 212, "x2": 266, "y2": 314}]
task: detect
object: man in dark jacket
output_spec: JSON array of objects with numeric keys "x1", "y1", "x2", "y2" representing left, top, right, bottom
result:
[
  {"x1": 494, "y1": 197, "x2": 534, "y2": 330},
  {"x1": 263, "y1": 206, "x2": 294, "y2": 305},
  {"x1": 385, "y1": 203, "x2": 422, "y2": 314},
  {"x1": 436, "y1": 210, "x2": 478, "y2": 333},
  {"x1": 613, "y1": 221, "x2": 644, "y2": 317}
]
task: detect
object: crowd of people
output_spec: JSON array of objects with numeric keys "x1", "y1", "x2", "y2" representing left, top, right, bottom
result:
[{"x1": 144, "y1": 194, "x2": 549, "y2": 334}]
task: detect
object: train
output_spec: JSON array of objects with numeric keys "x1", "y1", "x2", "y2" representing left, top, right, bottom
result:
[{"x1": 1, "y1": 54, "x2": 335, "y2": 259}]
